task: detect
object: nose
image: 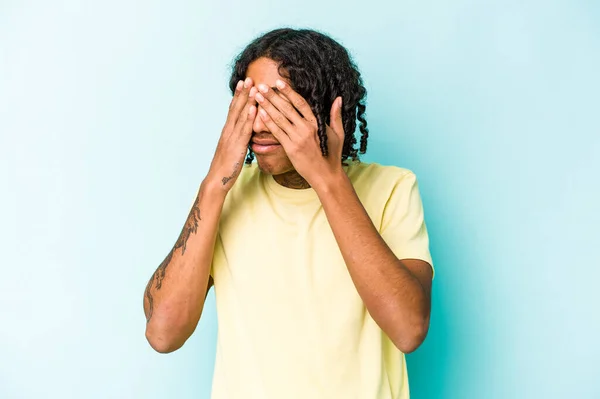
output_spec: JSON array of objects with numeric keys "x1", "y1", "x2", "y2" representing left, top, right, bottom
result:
[{"x1": 252, "y1": 104, "x2": 270, "y2": 133}]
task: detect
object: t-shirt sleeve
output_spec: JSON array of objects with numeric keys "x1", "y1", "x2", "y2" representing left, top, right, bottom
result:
[{"x1": 380, "y1": 171, "x2": 434, "y2": 277}]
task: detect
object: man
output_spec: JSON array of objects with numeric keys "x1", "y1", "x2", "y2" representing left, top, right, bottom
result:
[{"x1": 143, "y1": 28, "x2": 434, "y2": 399}]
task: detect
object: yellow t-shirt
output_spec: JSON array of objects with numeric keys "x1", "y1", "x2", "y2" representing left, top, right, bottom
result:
[{"x1": 209, "y1": 160, "x2": 433, "y2": 399}]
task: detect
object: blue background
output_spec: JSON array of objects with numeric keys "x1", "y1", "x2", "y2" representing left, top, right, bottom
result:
[{"x1": 1, "y1": 0, "x2": 599, "y2": 398}]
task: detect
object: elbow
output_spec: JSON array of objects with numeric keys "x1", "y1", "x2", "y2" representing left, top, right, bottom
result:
[
  {"x1": 145, "y1": 320, "x2": 188, "y2": 354},
  {"x1": 392, "y1": 316, "x2": 430, "y2": 354},
  {"x1": 395, "y1": 337, "x2": 425, "y2": 354},
  {"x1": 146, "y1": 330, "x2": 182, "y2": 354}
]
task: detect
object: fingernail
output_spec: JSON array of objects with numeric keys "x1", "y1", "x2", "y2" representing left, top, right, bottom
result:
[
  {"x1": 255, "y1": 92, "x2": 265, "y2": 102},
  {"x1": 236, "y1": 80, "x2": 243, "y2": 90},
  {"x1": 258, "y1": 84, "x2": 268, "y2": 93},
  {"x1": 338, "y1": 97, "x2": 343, "y2": 107},
  {"x1": 244, "y1": 77, "x2": 252, "y2": 88},
  {"x1": 249, "y1": 87, "x2": 257, "y2": 97},
  {"x1": 259, "y1": 109, "x2": 267, "y2": 118},
  {"x1": 275, "y1": 80, "x2": 286, "y2": 89}
]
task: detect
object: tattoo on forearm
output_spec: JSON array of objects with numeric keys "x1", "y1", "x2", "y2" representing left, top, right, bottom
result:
[
  {"x1": 144, "y1": 195, "x2": 202, "y2": 322},
  {"x1": 144, "y1": 272, "x2": 158, "y2": 322},
  {"x1": 222, "y1": 161, "x2": 241, "y2": 186}
]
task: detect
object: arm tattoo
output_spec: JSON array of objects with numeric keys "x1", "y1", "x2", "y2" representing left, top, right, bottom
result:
[
  {"x1": 144, "y1": 195, "x2": 202, "y2": 322},
  {"x1": 222, "y1": 161, "x2": 241, "y2": 186}
]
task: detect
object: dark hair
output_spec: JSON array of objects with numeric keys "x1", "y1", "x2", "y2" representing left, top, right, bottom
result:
[{"x1": 229, "y1": 28, "x2": 369, "y2": 165}]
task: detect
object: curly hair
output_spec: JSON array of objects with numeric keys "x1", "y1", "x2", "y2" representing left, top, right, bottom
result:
[{"x1": 228, "y1": 28, "x2": 369, "y2": 165}]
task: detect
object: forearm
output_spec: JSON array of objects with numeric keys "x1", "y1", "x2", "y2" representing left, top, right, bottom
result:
[
  {"x1": 143, "y1": 179, "x2": 225, "y2": 353},
  {"x1": 313, "y1": 172, "x2": 430, "y2": 352}
]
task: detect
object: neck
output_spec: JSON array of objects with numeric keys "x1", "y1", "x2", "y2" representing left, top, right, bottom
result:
[{"x1": 273, "y1": 170, "x2": 311, "y2": 189}]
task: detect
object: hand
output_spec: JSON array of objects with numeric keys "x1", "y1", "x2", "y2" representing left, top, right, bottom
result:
[
  {"x1": 206, "y1": 77, "x2": 257, "y2": 193},
  {"x1": 254, "y1": 79, "x2": 345, "y2": 188}
]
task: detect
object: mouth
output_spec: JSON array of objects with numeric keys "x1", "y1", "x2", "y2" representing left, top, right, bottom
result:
[
  {"x1": 251, "y1": 141, "x2": 281, "y2": 154},
  {"x1": 251, "y1": 136, "x2": 281, "y2": 155}
]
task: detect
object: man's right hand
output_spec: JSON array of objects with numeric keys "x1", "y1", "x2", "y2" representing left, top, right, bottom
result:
[{"x1": 206, "y1": 77, "x2": 257, "y2": 193}]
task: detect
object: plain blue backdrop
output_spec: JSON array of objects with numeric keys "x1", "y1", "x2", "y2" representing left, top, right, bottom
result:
[{"x1": 1, "y1": 0, "x2": 599, "y2": 398}]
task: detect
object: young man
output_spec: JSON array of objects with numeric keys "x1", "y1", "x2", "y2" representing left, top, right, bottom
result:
[{"x1": 143, "y1": 28, "x2": 434, "y2": 399}]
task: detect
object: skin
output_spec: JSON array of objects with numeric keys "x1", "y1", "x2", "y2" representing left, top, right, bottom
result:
[{"x1": 143, "y1": 56, "x2": 433, "y2": 354}]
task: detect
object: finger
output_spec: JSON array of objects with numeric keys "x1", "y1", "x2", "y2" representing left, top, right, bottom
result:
[
  {"x1": 235, "y1": 87, "x2": 258, "y2": 133},
  {"x1": 329, "y1": 96, "x2": 344, "y2": 139},
  {"x1": 256, "y1": 84, "x2": 304, "y2": 126},
  {"x1": 241, "y1": 104, "x2": 257, "y2": 139},
  {"x1": 226, "y1": 80, "x2": 243, "y2": 116},
  {"x1": 249, "y1": 86, "x2": 258, "y2": 100},
  {"x1": 227, "y1": 77, "x2": 253, "y2": 126},
  {"x1": 258, "y1": 108, "x2": 292, "y2": 148},
  {"x1": 254, "y1": 90, "x2": 295, "y2": 134},
  {"x1": 274, "y1": 79, "x2": 316, "y2": 123}
]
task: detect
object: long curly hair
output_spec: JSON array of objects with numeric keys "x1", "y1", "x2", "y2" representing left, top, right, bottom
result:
[{"x1": 228, "y1": 28, "x2": 369, "y2": 165}]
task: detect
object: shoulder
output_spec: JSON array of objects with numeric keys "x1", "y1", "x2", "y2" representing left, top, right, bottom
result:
[
  {"x1": 346, "y1": 160, "x2": 417, "y2": 189},
  {"x1": 345, "y1": 161, "x2": 421, "y2": 217}
]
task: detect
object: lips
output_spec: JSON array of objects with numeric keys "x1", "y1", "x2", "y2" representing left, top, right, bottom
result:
[
  {"x1": 251, "y1": 138, "x2": 281, "y2": 155},
  {"x1": 251, "y1": 139, "x2": 280, "y2": 146}
]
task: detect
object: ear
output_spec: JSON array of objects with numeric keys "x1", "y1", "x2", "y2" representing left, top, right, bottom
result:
[{"x1": 329, "y1": 97, "x2": 344, "y2": 139}]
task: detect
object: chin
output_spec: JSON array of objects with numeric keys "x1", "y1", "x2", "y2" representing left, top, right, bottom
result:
[{"x1": 255, "y1": 155, "x2": 294, "y2": 176}]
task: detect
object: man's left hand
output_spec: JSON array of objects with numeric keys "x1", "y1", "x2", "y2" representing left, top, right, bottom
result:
[{"x1": 254, "y1": 79, "x2": 345, "y2": 187}]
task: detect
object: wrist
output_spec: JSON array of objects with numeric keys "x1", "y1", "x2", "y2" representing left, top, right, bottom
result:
[
  {"x1": 311, "y1": 168, "x2": 351, "y2": 196},
  {"x1": 200, "y1": 178, "x2": 229, "y2": 201}
]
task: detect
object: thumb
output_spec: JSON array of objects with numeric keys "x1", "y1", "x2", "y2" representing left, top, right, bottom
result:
[{"x1": 329, "y1": 96, "x2": 344, "y2": 138}]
